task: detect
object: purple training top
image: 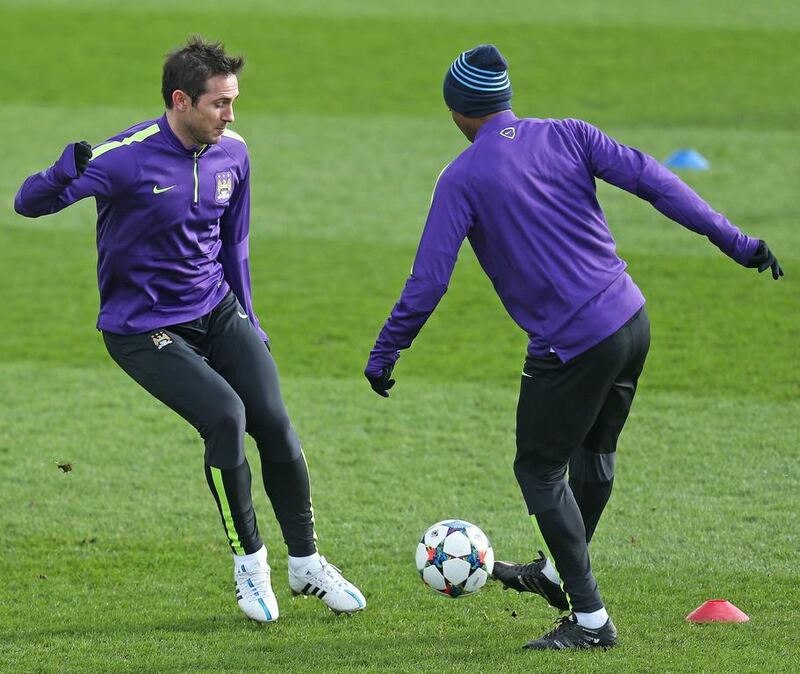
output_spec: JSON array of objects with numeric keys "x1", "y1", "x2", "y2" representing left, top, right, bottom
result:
[
  {"x1": 14, "y1": 115, "x2": 266, "y2": 340},
  {"x1": 367, "y1": 110, "x2": 757, "y2": 373}
]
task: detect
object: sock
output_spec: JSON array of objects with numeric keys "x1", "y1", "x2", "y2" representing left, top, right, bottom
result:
[
  {"x1": 574, "y1": 607, "x2": 609, "y2": 629},
  {"x1": 234, "y1": 545, "x2": 267, "y2": 569},
  {"x1": 288, "y1": 552, "x2": 322, "y2": 573},
  {"x1": 541, "y1": 557, "x2": 561, "y2": 585}
]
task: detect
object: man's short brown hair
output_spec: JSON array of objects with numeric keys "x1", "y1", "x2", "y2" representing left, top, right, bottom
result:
[{"x1": 162, "y1": 36, "x2": 244, "y2": 108}]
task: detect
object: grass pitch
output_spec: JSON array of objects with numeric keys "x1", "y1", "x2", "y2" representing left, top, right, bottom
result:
[{"x1": 1, "y1": 2, "x2": 798, "y2": 672}]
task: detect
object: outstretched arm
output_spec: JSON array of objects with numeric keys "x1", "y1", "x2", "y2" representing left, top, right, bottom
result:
[
  {"x1": 365, "y1": 168, "x2": 474, "y2": 397},
  {"x1": 570, "y1": 119, "x2": 781, "y2": 276},
  {"x1": 14, "y1": 141, "x2": 104, "y2": 217}
]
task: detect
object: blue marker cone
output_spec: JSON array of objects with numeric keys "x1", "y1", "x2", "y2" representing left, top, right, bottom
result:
[{"x1": 664, "y1": 149, "x2": 710, "y2": 171}]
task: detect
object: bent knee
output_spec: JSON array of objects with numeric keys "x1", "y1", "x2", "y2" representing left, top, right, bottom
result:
[
  {"x1": 249, "y1": 413, "x2": 301, "y2": 462},
  {"x1": 206, "y1": 399, "x2": 246, "y2": 436},
  {"x1": 569, "y1": 448, "x2": 616, "y2": 483},
  {"x1": 201, "y1": 398, "x2": 247, "y2": 467}
]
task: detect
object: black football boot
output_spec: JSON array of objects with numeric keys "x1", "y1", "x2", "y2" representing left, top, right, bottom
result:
[
  {"x1": 523, "y1": 613, "x2": 618, "y2": 650},
  {"x1": 492, "y1": 551, "x2": 570, "y2": 611}
]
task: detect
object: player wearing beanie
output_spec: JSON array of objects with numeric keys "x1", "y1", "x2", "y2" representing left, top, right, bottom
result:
[{"x1": 365, "y1": 44, "x2": 781, "y2": 650}]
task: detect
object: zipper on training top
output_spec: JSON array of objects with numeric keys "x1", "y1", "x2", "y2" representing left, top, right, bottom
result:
[{"x1": 192, "y1": 145, "x2": 207, "y2": 205}]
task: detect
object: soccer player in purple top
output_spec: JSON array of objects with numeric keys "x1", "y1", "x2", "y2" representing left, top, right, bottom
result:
[
  {"x1": 15, "y1": 36, "x2": 365, "y2": 623},
  {"x1": 365, "y1": 44, "x2": 782, "y2": 650}
]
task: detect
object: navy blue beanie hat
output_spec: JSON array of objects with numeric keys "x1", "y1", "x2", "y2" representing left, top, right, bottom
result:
[{"x1": 443, "y1": 44, "x2": 512, "y2": 118}]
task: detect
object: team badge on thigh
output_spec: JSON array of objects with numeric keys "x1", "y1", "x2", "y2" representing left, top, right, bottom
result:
[
  {"x1": 150, "y1": 331, "x2": 173, "y2": 350},
  {"x1": 214, "y1": 170, "x2": 233, "y2": 203}
]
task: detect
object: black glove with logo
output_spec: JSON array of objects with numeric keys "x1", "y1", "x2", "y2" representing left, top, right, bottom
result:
[
  {"x1": 74, "y1": 141, "x2": 92, "y2": 176},
  {"x1": 746, "y1": 240, "x2": 783, "y2": 280},
  {"x1": 366, "y1": 364, "x2": 396, "y2": 398}
]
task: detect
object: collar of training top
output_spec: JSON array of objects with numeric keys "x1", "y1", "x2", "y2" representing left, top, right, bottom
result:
[
  {"x1": 474, "y1": 109, "x2": 518, "y2": 141},
  {"x1": 158, "y1": 114, "x2": 208, "y2": 155}
]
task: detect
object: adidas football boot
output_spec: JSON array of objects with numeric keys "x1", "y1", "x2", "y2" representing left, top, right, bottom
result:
[{"x1": 289, "y1": 556, "x2": 366, "y2": 614}]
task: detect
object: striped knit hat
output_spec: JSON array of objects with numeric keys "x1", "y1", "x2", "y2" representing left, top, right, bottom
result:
[{"x1": 443, "y1": 44, "x2": 512, "y2": 118}]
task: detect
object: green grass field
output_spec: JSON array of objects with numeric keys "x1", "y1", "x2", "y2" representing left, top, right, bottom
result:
[{"x1": 1, "y1": 1, "x2": 798, "y2": 672}]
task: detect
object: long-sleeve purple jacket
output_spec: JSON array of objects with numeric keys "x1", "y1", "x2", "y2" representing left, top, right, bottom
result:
[
  {"x1": 15, "y1": 114, "x2": 266, "y2": 340},
  {"x1": 367, "y1": 110, "x2": 757, "y2": 373}
]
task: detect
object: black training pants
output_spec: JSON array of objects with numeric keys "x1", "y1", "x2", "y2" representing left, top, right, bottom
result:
[
  {"x1": 514, "y1": 307, "x2": 650, "y2": 612},
  {"x1": 103, "y1": 291, "x2": 316, "y2": 557}
]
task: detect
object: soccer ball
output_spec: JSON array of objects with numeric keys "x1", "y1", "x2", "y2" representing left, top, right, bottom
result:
[{"x1": 415, "y1": 519, "x2": 494, "y2": 598}]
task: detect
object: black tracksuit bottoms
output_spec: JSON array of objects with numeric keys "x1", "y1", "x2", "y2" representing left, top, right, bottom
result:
[
  {"x1": 514, "y1": 307, "x2": 650, "y2": 612},
  {"x1": 103, "y1": 291, "x2": 316, "y2": 557}
]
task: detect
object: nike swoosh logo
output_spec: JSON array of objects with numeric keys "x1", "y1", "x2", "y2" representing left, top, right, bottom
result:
[
  {"x1": 153, "y1": 184, "x2": 177, "y2": 194},
  {"x1": 237, "y1": 311, "x2": 248, "y2": 319}
]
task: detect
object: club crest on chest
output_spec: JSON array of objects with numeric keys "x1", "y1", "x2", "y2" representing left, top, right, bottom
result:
[{"x1": 214, "y1": 170, "x2": 233, "y2": 203}]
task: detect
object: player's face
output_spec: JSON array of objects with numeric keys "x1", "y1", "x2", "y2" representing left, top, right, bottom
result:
[{"x1": 185, "y1": 74, "x2": 239, "y2": 146}]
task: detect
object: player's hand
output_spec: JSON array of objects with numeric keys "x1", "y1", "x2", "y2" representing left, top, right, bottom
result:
[
  {"x1": 365, "y1": 364, "x2": 396, "y2": 398},
  {"x1": 74, "y1": 141, "x2": 92, "y2": 176},
  {"x1": 746, "y1": 240, "x2": 783, "y2": 280}
]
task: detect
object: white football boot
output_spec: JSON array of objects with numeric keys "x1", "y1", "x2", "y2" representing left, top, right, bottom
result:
[
  {"x1": 233, "y1": 546, "x2": 279, "y2": 623},
  {"x1": 288, "y1": 556, "x2": 366, "y2": 614}
]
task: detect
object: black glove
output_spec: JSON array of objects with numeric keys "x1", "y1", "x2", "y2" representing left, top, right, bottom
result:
[
  {"x1": 366, "y1": 365, "x2": 396, "y2": 398},
  {"x1": 74, "y1": 141, "x2": 92, "y2": 176},
  {"x1": 746, "y1": 240, "x2": 783, "y2": 280}
]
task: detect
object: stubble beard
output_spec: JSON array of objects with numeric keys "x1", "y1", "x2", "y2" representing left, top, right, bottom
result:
[{"x1": 185, "y1": 118, "x2": 220, "y2": 147}]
